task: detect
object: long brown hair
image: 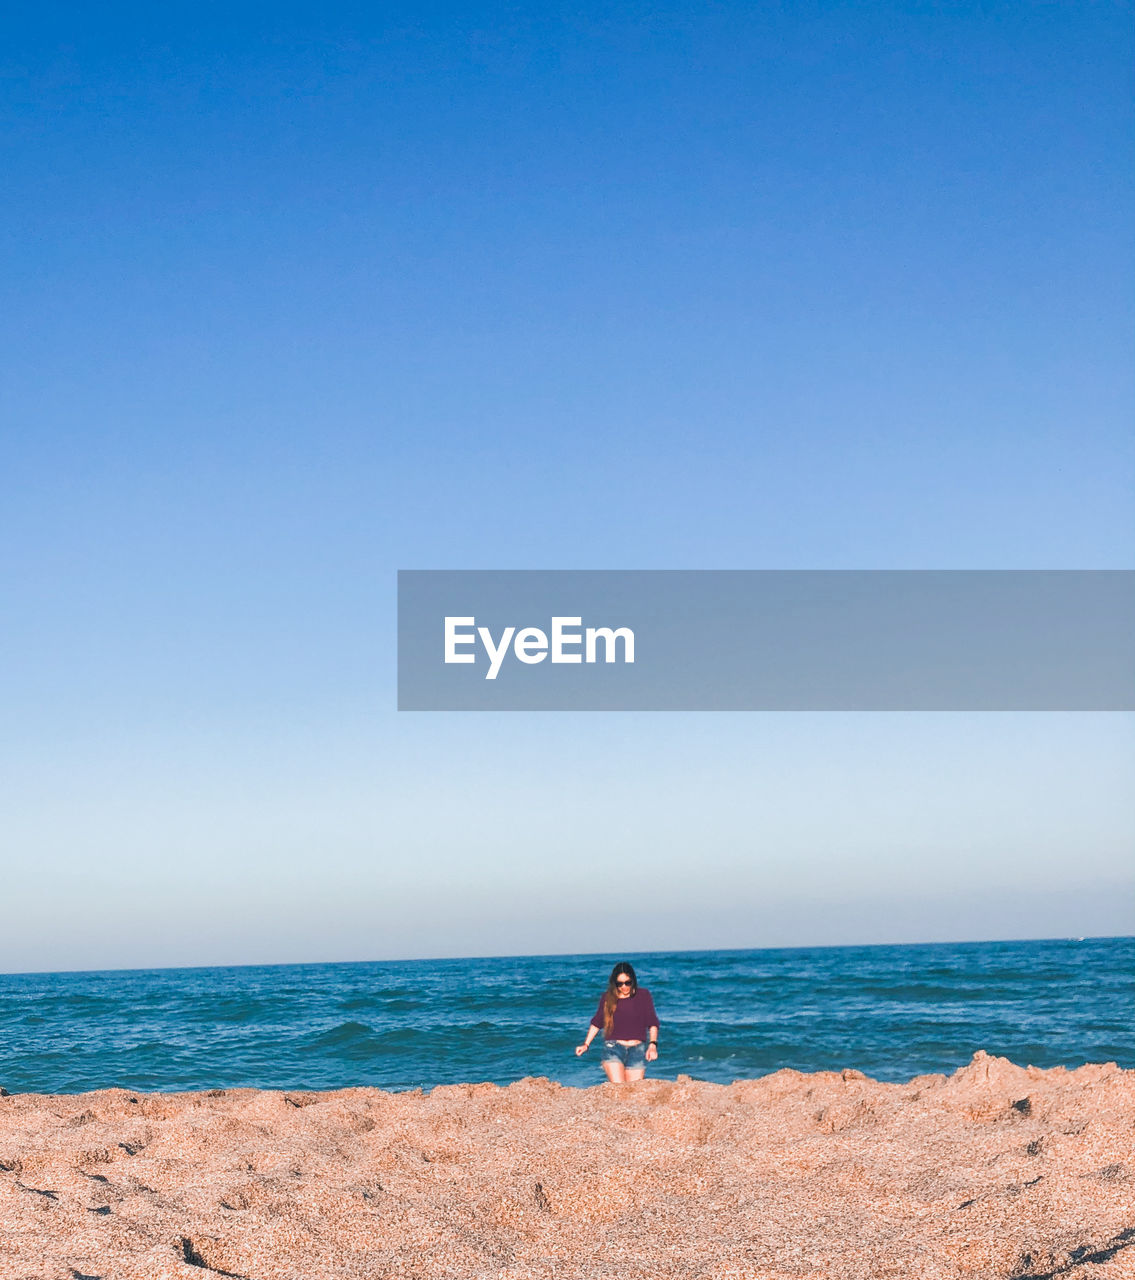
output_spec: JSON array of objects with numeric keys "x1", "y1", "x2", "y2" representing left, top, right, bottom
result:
[{"x1": 601, "y1": 961, "x2": 638, "y2": 1036}]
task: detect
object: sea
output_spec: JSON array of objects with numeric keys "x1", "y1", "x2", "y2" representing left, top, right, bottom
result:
[{"x1": 1, "y1": 937, "x2": 1131, "y2": 1095}]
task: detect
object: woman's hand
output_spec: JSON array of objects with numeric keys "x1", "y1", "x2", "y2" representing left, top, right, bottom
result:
[
  {"x1": 646, "y1": 1043, "x2": 658, "y2": 1061},
  {"x1": 575, "y1": 1043, "x2": 589, "y2": 1056}
]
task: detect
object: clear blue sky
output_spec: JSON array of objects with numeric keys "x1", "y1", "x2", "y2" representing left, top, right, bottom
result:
[{"x1": 2, "y1": 1, "x2": 1132, "y2": 971}]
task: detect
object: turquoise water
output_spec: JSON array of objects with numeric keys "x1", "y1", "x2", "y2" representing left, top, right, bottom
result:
[{"x1": 1, "y1": 937, "x2": 1131, "y2": 1094}]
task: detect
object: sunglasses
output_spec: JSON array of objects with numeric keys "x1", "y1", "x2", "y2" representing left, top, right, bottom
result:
[{"x1": 615, "y1": 979, "x2": 633, "y2": 987}]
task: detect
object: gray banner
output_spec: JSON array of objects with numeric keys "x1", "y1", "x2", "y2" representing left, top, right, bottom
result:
[{"x1": 397, "y1": 570, "x2": 1135, "y2": 711}]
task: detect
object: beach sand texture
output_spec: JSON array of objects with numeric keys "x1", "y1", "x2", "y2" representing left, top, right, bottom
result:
[{"x1": 0, "y1": 1051, "x2": 1131, "y2": 1280}]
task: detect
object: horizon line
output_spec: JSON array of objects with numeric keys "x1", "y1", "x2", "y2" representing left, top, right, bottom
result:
[{"x1": 4, "y1": 933, "x2": 1130, "y2": 981}]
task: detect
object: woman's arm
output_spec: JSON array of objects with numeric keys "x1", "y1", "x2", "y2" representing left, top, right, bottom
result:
[
  {"x1": 643, "y1": 990, "x2": 659, "y2": 1059},
  {"x1": 576, "y1": 997, "x2": 606, "y2": 1055},
  {"x1": 645, "y1": 1024, "x2": 659, "y2": 1060},
  {"x1": 575, "y1": 1023, "x2": 600, "y2": 1056}
]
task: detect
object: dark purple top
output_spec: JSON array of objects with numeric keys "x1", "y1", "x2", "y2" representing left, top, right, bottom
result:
[{"x1": 590, "y1": 988, "x2": 659, "y2": 1042}]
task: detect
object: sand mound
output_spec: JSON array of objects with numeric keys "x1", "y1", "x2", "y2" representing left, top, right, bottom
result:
[{"x1": 1, "y1": 1053, "x2": 1132, "y2": 1279}]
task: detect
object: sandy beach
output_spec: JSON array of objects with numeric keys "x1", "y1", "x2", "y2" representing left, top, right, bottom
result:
[{"x1": 0, "y1": 1051, "x2": 1131, "y2": 1280}]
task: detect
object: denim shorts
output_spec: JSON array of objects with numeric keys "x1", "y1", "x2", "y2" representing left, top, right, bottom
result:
[{"x1": 602, "y1": 1040, "x2": 647, "y2": 1069}]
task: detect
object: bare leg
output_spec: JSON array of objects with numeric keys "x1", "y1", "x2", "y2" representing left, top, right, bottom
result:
[
  {"x1": 624, "y1": 1067, "x2": 646, "y2": 1082},
  {"x1": 602, "y1": 1061, "x2": 626, "y2": 1083}
]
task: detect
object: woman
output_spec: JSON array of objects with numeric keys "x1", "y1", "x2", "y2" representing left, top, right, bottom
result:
[{"x1": 575, "y1": 961, "x2": 659, "y2": 1082}]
